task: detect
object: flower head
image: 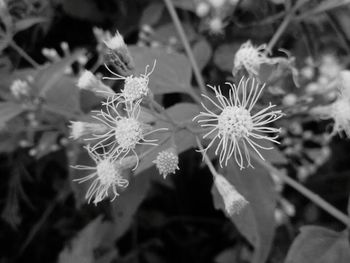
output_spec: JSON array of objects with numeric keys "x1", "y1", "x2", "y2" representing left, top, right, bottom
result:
[
  {"x1": 103, "y1": 31, "x2": 127, "y2": 51},
  {"x1": 10, "y1": 79, "x2": 30, "y2": 99},
  {"x1": 153, "y1": 148, "x2": 179, "y2": 178},
  {"x1": 233, "y1": 41, "x2": 270, "y2": 76},
  {"x1": 73, "y1": 146, "x2": 131, "y2": 205},
  {"x1": 70, "y1": 121, "x2": 108, "y2": 140},
  {"x1": 104, "y1": 61, "x2": 156, "y2": 103},
  {"x1": 312, "y1": 97, "x2": 350, "y2": 137},
  {"x1": 207, "y1": 16, "x2": 226, "y2": 35},
  {"x1": 77, "y1": 70, "x2": 114, "y2": 97},
  {"x1": 214, "y1": 173, "x2": 248, "y2": 216},
  {"x1": 90, "y1": 99, "x2": 167, "y2": 168},
  {"x1": 194, "y1": 77, "x2": 283, "y2": 169}
]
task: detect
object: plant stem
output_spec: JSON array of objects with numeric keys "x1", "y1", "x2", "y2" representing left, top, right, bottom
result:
[
  {"x1": 196, "y1": 136, "x2": 218, "y2": 178},
  {"x1": 266, "y1": 0, "x2": 307, "y2": 52},
  {"x1": 163, "y1": 0, "x2": 207, "y2": 97},
  {"x1": 10, "y1": 41, "x2": 40, "y2": 68},
  {"x1": 251, "y1": 153, "x2": 350, "y2": 227}
]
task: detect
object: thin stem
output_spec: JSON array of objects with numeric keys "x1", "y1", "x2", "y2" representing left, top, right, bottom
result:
[
  {"x1": 196, "y1": 136, "x2": 218, "y2": 178},
  {"x1": 251, "y1": 152, "x2": 350, "y2": 227},
  {"x1": 266, "y1": 0, "x2": 307, "y2": 52},
  {"x1": 9, "y1": 41, "x2": 40, "y2": 68},
  {"x1": 163, "y1": 0, "x2": 207, "y2": 97}
]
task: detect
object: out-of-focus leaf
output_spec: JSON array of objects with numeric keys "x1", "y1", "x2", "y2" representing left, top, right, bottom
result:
[
  {"x1": 35, "y1": 131, "x2": 59, "y2": 159},
  {"x1": 128, "y1": 46, "x2": 193, "y2": 95},
  {"x1": 215, "y1": 247, "x2": 238, "y2": 263},
  {"x1": 135, "y1": 103, "x2": 200, "y2": 174},
  {"x1": 172, "y1": 0, "x2": 196, "y2": 11},
  {"x1": 58, "y1": 216, "x2": 117, "y2": 263},
  {"x1": 285, "y1": 226, "x2": 350, "y2": 263},
  {"x1": 111, "y1": 169, "x2": 154, "y2": 240},
  {"x1": 193, "y1": 38, "x2": 212, "y2": 70},
  {"x1": 255, "y1": 139, "x2": 287, "y2": 164},
  {"x1": 0, "y1": 102, "x2": 24, "y2": 128},
  {"x1": 213, "y1": 160, "x2": 276, "y2": 263},
  {"x1": 13, "y1": 17, "x2": 47, "y2": 33},
  {"x1": 214, "y1": 43, "x2": 240, "y2": 72},
  {"x1": 44, "y1": 76, "x2": 82, "y2": 117},
  {"x1": 62, "y1": 0, "x2": 105, "y2": 22},
  {"x1": 154, "y1": 23, "x2": 197, "y2": 44},
  {"x1": 34, "y1": 49, "x2": 85, "y2": 97},
  {"x1": 140, "y1": 2, "x2": 164, "y2": 26}
]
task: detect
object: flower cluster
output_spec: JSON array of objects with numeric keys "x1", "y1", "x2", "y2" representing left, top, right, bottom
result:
[
  {"x1": 70, "y1": 31, "x2": 167, "y2": 204},
  {"x1": 311, "y1": 71, "x2": 350, "y2": 137},
  {"x1": 194, "y1": 77, "x2": 283, "y2": 169}
]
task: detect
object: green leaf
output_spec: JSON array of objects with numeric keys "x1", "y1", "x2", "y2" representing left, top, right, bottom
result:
[
  {"x1": 171, "y1": 0, "x2": 196, "y2": 11},
  {"x1": 128, "y1": 46, "x2": 193, "y2": 95},
  {"x1": 110, "y1": 169, "x2": 154, "y2": 240},
  {"x1": 43, "y1": 76, "x2": 82, "y2": 117},
  {"x1": 213, "y1": 160, "x2": 276, "y2": 263},
  {"x1": 214, "y1": 43, "x2": 240, "y2": 72},
  {"x1": 135, "y1": 103, "x2": 200, "y2": 174},
  {"x1": 13, "y1": 17, "x2": 47, "y2": 33},
  {"x1": 154, "y1": 22, "x2": 197, "y2": 43},
  {"x1": 34, "y1": 50, "x2": 85, "y2": 97},
  {"x1": 285, "y1": 226, "x2": 350, "y2": 263},
  {"x1": 35, "y1": 131, "x2": 60, "y2": 159},
  {"x1": 193, "y1": 38, "x2": 212, "y2": 70},
  {"x1": 58, "y1": 216, "x2": 117, "y2": 263},
  {"x1": 0, "y1": 102, "x2": 24, "y2": 128},
  {"x1": 140, "y1": 2, "x2": 164, "y2": 26}
]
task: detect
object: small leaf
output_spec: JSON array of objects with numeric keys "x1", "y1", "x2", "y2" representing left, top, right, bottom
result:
[
  {"x1": 34, "y1": 50, "x2": 85, "y2": 97},
  {"x1": 128, "y1": 46, "x2": 193, "y2": 95},
  {"x1": 0, "y1": 102, "x2": 24, "y2": 128},
  {"x1": 172, "y1": 0, "x2": 196, "y2": 11},
  {"x1": 285, "y1": 226, "x2": 350, "y2": 263},
  {"x1": 13, "y1": 17, "x2": 47, "y2": 33},
  {"x1": 58, "y1": 216, "x2": 117, "y2": 263},
  {"x1": 214, "y1": 43, "x2": 240, "y2": 72},
  {"x1": 213, "y1": 160, "x2": 277, "y2": 263},
  {"x1": 35, "y1": 131, "x2": 59, "y2": 159},
  {"x1": 193, "y1": 38, "x2": 212, "y2": 70},
  {"x1": 140, "y1": 2, "x2": 164, "y2": 26}
]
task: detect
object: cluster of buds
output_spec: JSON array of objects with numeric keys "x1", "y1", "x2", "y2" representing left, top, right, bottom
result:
[
  {"x1": 70, "y1": 31, "x2": 168, "y2": 204},
  {"x1": 311, "y1": 70, "x2": 350, "y2": 137},
  {"x1": 195, "y1": 0, "x2": 238, "y2": 35}
]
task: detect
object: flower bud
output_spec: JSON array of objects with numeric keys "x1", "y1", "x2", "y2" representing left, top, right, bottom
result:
[
  {"x1": 70, "y1": 121, "x2": 108, "y2": 140},
  {"x1": 214, "y1": 173, "x2": 248, "y2": 216},
  {"x1": 77, "y1": 70, "x2": 114, "y2": 97},
  {"x1": 153, "y1": 148, "x2": 179, "y2": 179}
]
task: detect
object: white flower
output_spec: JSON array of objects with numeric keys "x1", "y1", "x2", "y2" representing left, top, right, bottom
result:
[
  {"x1": 73, "y1": 146, "x2": 130, "y2": 205},
  {"x1": 194, "y1": 77, "x2": 283, "y2": 169},
  {"x1": 196, "y1": 2, "x2": 210, "y2": 17},
  {"x1": 90, "y1": 99, "x2": 167, "y2": 168},
  {"x1": 208, "y1": 0, "x2": 226, "y2": 9},
  {"x1": 104, "y1": 62, "x2": 156, "y2": 103},
  {"x1": 233, "y1": 41, "x2": 271, "y2": 76},
  {"x1": 312, "y1": 97, "x2": 350, "y2": 137},
  {"x1": 103, "y1": 31, "x2": 127, "y2": 50},
  {"x1": 214, "y1": 173, "x2": 248, "y2": 216},
  {"x1": 207, "y1": 17, "x2": 226, "y2": 35},
  {"x1": 77, "y1": 70, "x2": 114, "y2": 96},
  {"x1": 10, "y1": 79, "x2": 30, "y2": 99},
  {"x1": 69, "y1": 121, "x2": 109, "y2": 140},
  {"x1": 153, "y1": 148, "x2": 179, "y2": 178}
]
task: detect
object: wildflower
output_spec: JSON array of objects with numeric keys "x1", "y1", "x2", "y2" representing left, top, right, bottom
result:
[
  {"x1": 312, "y1": 97, "x2": 350, "y2": 137},
  {"x1": 153, "y1": 148, "x2": 179, "y2": 179},
  {"x1": 77, "y1": 70, "x2": 114, "y2": 97},
  {"x1": 194, "y1": 77, "x2": 283, "y2": 169},
  {"x1": 73, "y1": 146, "x2": 131, "y2": 205},
  {"x1": 90, "y1": 100, "x2": 167, "y2": 168},
  {"x1": 103, "y1": 31, "x2": 127, "y2": 51},
  {"x1": 196, "y1": 2, "x2": 210, "y2": 17},
  {"x1": 104, "y1": 61, "x2": 155, "y2": 103},
  {"x1": 214, "y1": 173, "x2": 248, "y2": 216},
  {"x1": 233, "y1": 41, "x2": 271, "y2": 76},
  {"x1": 208, "y1": 0, "x2": 226, "y2": 9},
  {"x1": 10, "y1": 79, "x2": 30, "y2": 99},
  {"x1": 69, "y1": 121, "x2": 109, "y2": 140},
  {"x1": 207, "y1": 17, "x2": 226, "y2": 35}
]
